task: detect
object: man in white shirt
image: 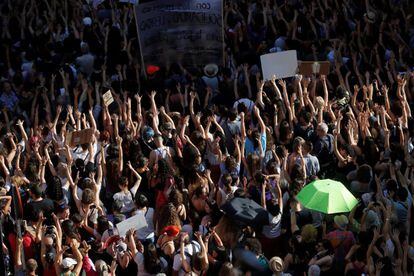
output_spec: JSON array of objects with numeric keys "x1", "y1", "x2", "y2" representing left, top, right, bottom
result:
[{"x1": 76, "y1": 42, "x2": 95, "y2": 76}]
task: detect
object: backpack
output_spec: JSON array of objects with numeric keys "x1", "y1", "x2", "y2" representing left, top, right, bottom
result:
[{"x1": 318, "y1": 134, "x2": 334, "y2": 166}]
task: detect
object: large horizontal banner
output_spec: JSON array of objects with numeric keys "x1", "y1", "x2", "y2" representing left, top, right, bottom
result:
[{"x1": 135, "y1": 0, "x2": 223, "y2": 68}]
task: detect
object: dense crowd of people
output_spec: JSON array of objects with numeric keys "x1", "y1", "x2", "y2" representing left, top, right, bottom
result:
[{"x1": 0, "y1": 0, "x2": 414, "y2": 275}]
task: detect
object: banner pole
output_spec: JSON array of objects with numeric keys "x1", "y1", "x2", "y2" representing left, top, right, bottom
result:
[
  {"x1": 221, "y1": 0, "x2": 225, "y2": 67},
  {"x1": 133, "y1": 4, "x2": 147, "y2": 79}
]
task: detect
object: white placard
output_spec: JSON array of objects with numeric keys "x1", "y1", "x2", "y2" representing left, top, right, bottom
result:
[
  {"x1": 116, "y1": 213, "x2": 148, "y2": 237},
  {"x1": 260, "y1": 50, "x2": 298, "y2": 80}
]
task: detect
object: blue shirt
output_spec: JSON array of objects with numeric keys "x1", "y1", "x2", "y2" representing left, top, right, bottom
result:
[
  {"x1": 0, "y1": 91, "x2": 18, "y2": 110},
  {"x1": 245, "y1": 132, "x2": 266, "y2": 156}
]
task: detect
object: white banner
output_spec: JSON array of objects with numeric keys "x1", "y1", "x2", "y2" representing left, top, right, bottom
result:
[{"x1": 135, "y1": 0, "x2": 223, "y2": 67}]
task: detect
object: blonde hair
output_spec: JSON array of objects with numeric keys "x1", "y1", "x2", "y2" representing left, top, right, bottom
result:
[
  {"x1": 301, "y1": 224, "x2": 318, "y2": 243},
  {"x1": 95, "y1": 260, "x2": 109, "y2": 276},
  {"x1": 315, "y1": 96, "x2": 325, "y2": 110}
]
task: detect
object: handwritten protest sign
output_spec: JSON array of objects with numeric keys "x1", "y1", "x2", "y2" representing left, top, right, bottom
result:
[
  {"x1": 299, "y1": 61, "x2": 330, "y2": 76},
  {"x1": 66, "y1": 128, "x2": 95, "y2": 147},
  {"x1": 103, "y1": 90, "x2": 114, "y2": 106},
  {"x1": 116, "y1": 213, "x2": 148, "y2": 237},
  {"x1": 135, "y1": 0, "x2": 223, "y2": 67},
  {"x1": 260, "y1": 51, "x2": 298, "y2": 80}
]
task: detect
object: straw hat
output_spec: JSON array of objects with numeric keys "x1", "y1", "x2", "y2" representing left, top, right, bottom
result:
[
  {"x1": 203, "y1": 64, "x2": 218, "y2": 77},
  {"x1": 364, "y1": 11, "x2": 376, "y2": 23},
  {"x1": 334, "y1": 215, "x2": 349, "y2": 230},
  {"x1": 269, "y1": 256, "x2": 284, "y2": 273}
]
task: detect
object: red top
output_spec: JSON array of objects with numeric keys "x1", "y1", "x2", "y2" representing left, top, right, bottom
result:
[{"x1": 8, "y1": 232, "x2": 36, "y2": 261}]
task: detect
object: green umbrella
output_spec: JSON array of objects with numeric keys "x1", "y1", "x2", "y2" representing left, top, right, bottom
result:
[{"x1": 296, "y1": 179, "x2": 358, "y2": 214}]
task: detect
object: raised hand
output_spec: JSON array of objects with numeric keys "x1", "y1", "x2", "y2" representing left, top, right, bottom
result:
[{"x1": 150, "y1": 90, "x2": 156, "y2": 99}]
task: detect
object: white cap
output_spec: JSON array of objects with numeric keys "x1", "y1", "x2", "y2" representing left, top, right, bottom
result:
[
  {"x1": 308, "y1": 264, "x2": 321, "y2": 276},
  {"x1": 83, "y1": 17, "x2": 92, "y2": 26},
  {"x1": 62, "y1": 257, "x2": 77, "y2": 269}
]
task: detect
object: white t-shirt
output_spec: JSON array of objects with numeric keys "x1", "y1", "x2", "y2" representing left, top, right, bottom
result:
[
  {"x1": 262, "y1": 212, "x2": 282, "y2": 239},
  {"x1": 113, "y1": 190, "x2": 135, "y2": 214},
  {"x1": 172, "y1": 241, "x2": 201, "y2": 276},
  {"x1": 72, "y1": 142, "x2": 99, "y2": 162}
]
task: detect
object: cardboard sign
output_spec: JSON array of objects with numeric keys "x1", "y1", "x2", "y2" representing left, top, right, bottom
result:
[
  {"x1": 299, "y1": 61, "x2": 330, "y2": 76},
  {"x1": 260, "y1": 50, "x2": 298, "y2": 80},
  {"x1": 116, "y1": 213, "x2": 148, "y2": 237},
  {"x1": 66, "y1": 128, "x2": 95, "y2": 147},
  {"x1": 103, "y1": 90, "x2": 114, "y2": 106},
  {"x1": 135, "y1": 0, "x2": 223, "y2": 67}
]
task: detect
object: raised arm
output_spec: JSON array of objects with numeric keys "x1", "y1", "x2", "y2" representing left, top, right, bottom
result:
[
  {"x1": 270, "y1": 75, "x2": 282, "y2": 100},
  {"x1": 51, "y1": 105, "x2": 62, "y2": 134},
  {"x1": 44, "y1": 144, "x2": 57, "y2": 176},
  {"x1": 240, "y1": 112, "x2": 246, "y2": 140},
  {"x1": 256, "y1": 79, "x2": 265, "y2": 109},
  {"x1": 253, "y1": 106, "x2": 266, "y2": 135},
  {"x1": 194, "y1": 232, "x2": 209, "y2": 268},
  {"x1": 321, "y1": 75, "x2": 329, "y2": 109},
  {"x1": 234, "y1": 137, "x2": 242, "y2": 165},
  {"x1": 150, "y1": 91, "x2": 160, "y2": 135},
  {"x1": 16, "y1": 120, "x2": 28, "y2": 143},
  {"x1": 70, "y1": 239, "x2": 84, "y2": 276},
  {"x1": 116, "y1": 136, "x2": 123, "y2": 175},
  {"x1": 296, "y1": 75, "x2": 305, "y2": 108},
  {"x1": 333, "y1": 117, "x2": 347, "y2": 163},
  {"x1": 5, "y1": 134, "x2": 16, "y2": 165},
  {"x1": 88, "y1": 108, "x2": 97, "y2": 132},
  {"x1": 126, "y1": 161, "x2": 142, "y2": 197}
]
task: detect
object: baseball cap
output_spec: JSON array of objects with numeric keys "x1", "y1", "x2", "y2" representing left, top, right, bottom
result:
[
  {"x1": 334, "y1": 215, "x2": 349, "y2": 230},
  {"x1": 143, "y1": 126, "x2": 154, "y2": 140},
  {"x1": 62, "y1": 257, "x2": 77, "y2": 269},
  {"x1": 83, "y1": 17, "x2": 92, "y2": 26},
  {"x1": 162, "y1": 122, "x2": 173, "y2": 131}
]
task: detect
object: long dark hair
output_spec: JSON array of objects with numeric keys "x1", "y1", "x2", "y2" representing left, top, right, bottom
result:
[
  {"x1": 157, "y1": 159, "x2": 172, "y2": 185},
  {"x1": 144, "y1": 243, "x2": 162, "y2": 274},
  {"x1": 46, "y1": 176, "x2": 64, "y2": 201}
]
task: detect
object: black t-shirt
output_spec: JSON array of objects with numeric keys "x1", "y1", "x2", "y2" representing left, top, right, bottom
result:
[
  {"x1": 25, "y1": 198, "x2": 54, "y2": 220},
  {"x1": 139, "y1": 138, "x2": 155, "y2": 158}
]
